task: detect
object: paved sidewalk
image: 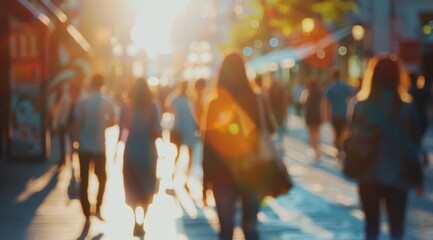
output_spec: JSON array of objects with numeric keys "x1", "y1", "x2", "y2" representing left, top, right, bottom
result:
[{"x1": 1, "y1": 115, "x2": 433, "y2": 239}]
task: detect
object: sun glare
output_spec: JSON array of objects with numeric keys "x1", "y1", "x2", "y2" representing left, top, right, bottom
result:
[{"x1": 130, "y1": 0, "x2": 190, "y2": 58}]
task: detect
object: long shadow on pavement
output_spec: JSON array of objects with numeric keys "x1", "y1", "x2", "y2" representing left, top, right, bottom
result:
[{"x1": 0, "y1": 162, "x2": 60, "y2": 239}]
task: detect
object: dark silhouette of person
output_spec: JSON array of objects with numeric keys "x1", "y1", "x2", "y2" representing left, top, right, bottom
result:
[
  {"x1": 74, "y1": 74, "x2": 115, "y2": 225},
  {"x1": 349, "y1": 54, "x2": 424, "y2": 239},
  {"x1": 409, "y1": 73, "x2": 431, "y2": 164},
  {"x1": 267, "y1": 77, "x2": 290, "y2": 140},
  {"x1": 304, "y1": 76, "x2": 324, "y2": 161},
  {"x1": 325, "y1": 69, "x2": 355, "y2": 156},
  {"x1": 202, "y1": 51, "x2": 276, "y2": 240},
  {"x1": 120, "y1": 77, "x2": 161, "y2": 237}
]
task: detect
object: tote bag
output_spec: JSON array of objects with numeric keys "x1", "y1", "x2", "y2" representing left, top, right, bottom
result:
[{"x1": 237, "y1": 94, "x2": 293, "y2": 198}]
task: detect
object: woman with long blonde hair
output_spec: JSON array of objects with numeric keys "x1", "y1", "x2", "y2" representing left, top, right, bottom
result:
[{"x1": 349, "y1": 54, "x2": 423, "y2": 239}]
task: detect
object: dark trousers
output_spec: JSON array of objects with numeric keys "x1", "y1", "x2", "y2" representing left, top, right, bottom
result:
[
  {"x1": 213, "y1": 181, "x2": 261, "y2": 240},
  {"x1": 57, "y1": 126, "x2": 67, "y2": 165},
  {"x1": 358, "y1": 182, "x2": 408, "y2": 240},
  {"x1": 331, "y1": 117, "x2": 346, "y2": 152},
  {"x1": 78, "y1": 152, "x2": 107, "y2": 218}
]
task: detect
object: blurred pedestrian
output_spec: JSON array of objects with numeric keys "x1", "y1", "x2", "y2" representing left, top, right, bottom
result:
[
  {"x1": 409, "y1": 73, "x2": 431, "y2": 165},
  {"x1": 165, "y1": 80, "x2": 199, "y2": 191},
  {"x1": 292, "y1": 78, "x2": 306, "y2": 117},
  {"x1": 325, "y1": 69, "x2": 355, "y2": 157},
  {"x1": 349, "y1": 54, "x2": 424, "y2": 240},
  {"x1": 74, "y1": 74, "x2": 115, "y2": 224},
  {"x1": 304, "y1": 76, "x2": 324, "y2": 161},
  {"x1": 192, "y1": 78, "x2": 210, "y2": 205},
  {"x1": 193, "y1": 78, "x2": 208, "y2": 131},
  {"x1": 49, "y1": 83, "x2": 71, "y2": 166},
  {"x1": 119, "y1": 77, "x2": 161, "y2": 237},
  {"x1": 202, "y1": 51, "x2": 276, "y2": 240},
  {"x1": 268, "y1": 77, "x2": 291, "y2": 140}
]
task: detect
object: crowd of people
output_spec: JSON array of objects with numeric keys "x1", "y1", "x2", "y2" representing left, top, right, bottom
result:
[{"x1": 48, "y1": 50, "x2": 429, "y2": 239}]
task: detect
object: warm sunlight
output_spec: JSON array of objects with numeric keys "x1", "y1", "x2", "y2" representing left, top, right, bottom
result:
[{"x1": 129, "y1": 0, "x2": 190, "y2": 58}]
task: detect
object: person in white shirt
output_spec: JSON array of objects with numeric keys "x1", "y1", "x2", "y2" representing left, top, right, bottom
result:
[{"x1": 74, "y1": 74, "x2": 115, "y2": 224}]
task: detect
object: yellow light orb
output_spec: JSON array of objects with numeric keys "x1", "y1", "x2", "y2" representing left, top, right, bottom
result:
[{"x1": 228, "y1": 123, "x2": 240, "y2": 135}]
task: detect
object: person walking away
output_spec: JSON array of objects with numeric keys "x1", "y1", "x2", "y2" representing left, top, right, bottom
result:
[
  {"x1": 349, "y1": 54, "x2": 424, "y2": 239},
  {"x1": 50, "y1": 83, "x2": 71, "y2": 166},
  {"x1": 165, "y1": 80, "x2": 199, "y2": 191},
  {"x1": 119, "y1": 77, "x2": 161, "y2": 237},
  {"x1": 409, "y1": 73, "x2": 431, "y2": 165},
  {"x1": 268, "y1": 77, "x2": 291, "y2": 140},
  {"x1": 304, "y1": 76, "x2": 324, "y2": 161},
  {"x1": 292, "y1": 79, "x2": 305, "y2": 117},
  {"x1": 192, "y1": 78, "x2": 210, "y2": 205},
  {"x1": 325, "y1": 69, "x2": 355, "y2": 157},
  {"x1": 74, "y1": 74, "x2": 115, "y2": 225},
  {"x1": 202, "y1": 51, "x2": 276, "y2": 239}
]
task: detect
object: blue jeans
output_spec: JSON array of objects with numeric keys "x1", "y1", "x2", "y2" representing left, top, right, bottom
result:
[{"x1": 213, "y1": 181, "x2": 261, "y2": 240}]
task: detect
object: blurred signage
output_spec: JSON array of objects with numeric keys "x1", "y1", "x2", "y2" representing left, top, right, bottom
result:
[{"x1": 9, "y1": 20, "x2": 46, "y2": 161}]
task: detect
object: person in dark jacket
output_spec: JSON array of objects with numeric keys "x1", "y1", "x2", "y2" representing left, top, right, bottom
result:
[{"x1": 349, "y1": 54, "x2": 424, "y2": 240}]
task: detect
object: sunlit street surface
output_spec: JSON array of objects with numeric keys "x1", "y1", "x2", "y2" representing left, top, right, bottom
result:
[
  {"x1": 2, "y1": 0, "x2": 433, "y2": 239},
  {"x1": 31, "y1": 124, "x2": 211, "y2": 239},
  {"x1": 1, "y1": 113, "x2": 433, "y2": 239}
]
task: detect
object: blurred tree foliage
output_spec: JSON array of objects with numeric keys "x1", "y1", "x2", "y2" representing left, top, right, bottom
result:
[{"x1": 227, "y1": 0, "x2": 357, "y2": 51}]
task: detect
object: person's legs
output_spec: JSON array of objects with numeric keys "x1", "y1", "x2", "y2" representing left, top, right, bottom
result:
[
  {"x1": 358, "y1": 182, "x2": 381, "y2": 240},
  {"x1": 94, "y1": 153, "x2": 107, "y2": 215},
  {"x1": 184, "y1": 145, "x2": 194, "y2": 192},
  {"x1": 383, "y1": 185, "x2": 408, "y2": 240},
  {"x1": 241, "y1": 191, "x2": 261, "y2": 240},
  {"x1": 213, "y1": 182, "x2": 238, "y2": 240},
  {"x1": 133, "y1": 205, "x2": 145, "y2": 237},
  {"x1": 309, "y1": 125, "x2": 320, "y2": 159},
  {"x1": 78, "y1": 152, "x2": 91, "y2": 219},
  {"x1": 331, "y1": 118, "x2": 346, "y2": 153}
]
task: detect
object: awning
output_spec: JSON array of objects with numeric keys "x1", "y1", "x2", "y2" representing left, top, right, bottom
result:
[
  {"x1": 248, "y1": 26, "x2": 351, "y2": 71},
  {"x1": 36, "y1": 0, "x2": 92, "y2": 54}
]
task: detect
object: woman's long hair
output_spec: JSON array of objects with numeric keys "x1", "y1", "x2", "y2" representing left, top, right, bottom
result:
[
  {"x1": 357, "y1": 53, "x2": 411, "y2": 103},
  {"x1": 216, "y1": 51, "x2": 256, "y2": 117},
  {"x1": 130, "y1": 77, "x2": 153, "y2": 115}
]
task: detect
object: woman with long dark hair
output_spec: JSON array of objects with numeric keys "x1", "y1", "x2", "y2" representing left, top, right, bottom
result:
[
  {"x1": 120, "y1": 77, "x2": 161, "y2": 238},
  {"x1": 349, "y1": 54, "x2": 424, "y2": 239},
  {"x1": 304, "y1": 75, "x2": 324, "y2": 161},
  {"x1": 202, "y1": 51, "x2": 276, "y2": 239}
]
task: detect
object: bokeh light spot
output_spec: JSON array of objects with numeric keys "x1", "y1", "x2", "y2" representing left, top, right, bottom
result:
[{"x1": 228, "y1": 123, "x2": 240, "y2": 135}]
